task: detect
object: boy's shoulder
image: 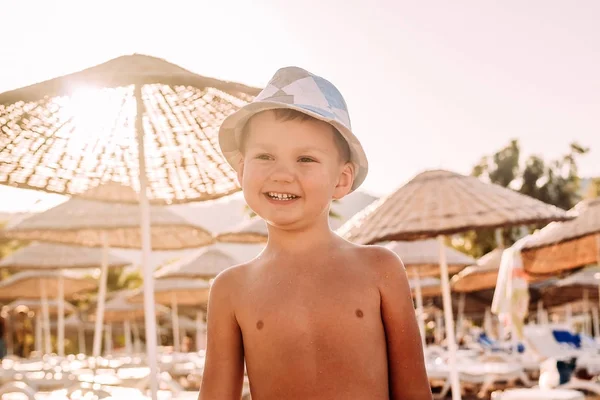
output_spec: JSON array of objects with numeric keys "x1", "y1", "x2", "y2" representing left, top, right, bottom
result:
[{"x1": 345, "y1": 242, "x2": 406, "y2": 275}]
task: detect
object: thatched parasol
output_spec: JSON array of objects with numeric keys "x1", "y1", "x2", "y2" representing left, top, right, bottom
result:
[
  {"x1": 386, "y1": 239, "x2": 474, "y2": 346},
  {"x1": 0, "y1": 241, "x2": 130, "y2": 269},
  {"x1": 216, "y1": 218, "x2": 268, "y2": 244},
  {"x1": 0, "y1": 270, "x2": 95, "y2": 299},
  {"x1": 339, "y1": 170, "x2": 571, "y2": 245},
  {"x1": 451, "y1": 248, "x2": 552, "y2": 293},
  {"x1": 0, "y1": 54, "x2": 259, "y2": 204},
  {"x1": 154, "y1": 246, "x2": 236, "y2": 351},
  {"x1": 0, "y1": 54, "x2": 260, "y2": 398},
  {"x1": 2, "y1": 183, "x2": 214, "y2": 250},
  {"x1": 338, "y1": 169, "x2": 571, "y2": 400},
  {"x1": 521, "y1": 198, "x2": 600, "y2": 275},
  {"x1": 409, "y1": 277, "x2": 442, "y2": 298},
  {"x1": 7, "y1": 298, "x2": 77, "y2": 316},
  {"x1": 385, "y1": 239, "x2": 474, "y2": 278},
  {"x1": 156, "y1": 246, "x2": 237, "y2": 280},
  {"x1": 129, "y1": 273, "x2": 212, "y2": 353},
  {"x1": 2, "y1": 181, "x2": 215, "y2": 359},
  {"x1": 89, "y1": 293, "x2": 170, "y2": 354},
  {"x1": 0, "y1": 241, "x2": 129, "y2": 356},
  {"x1": 129, "y1": 279, "x2": 210, "y2": 306},
  {"x1": 539, "y1": 266, "x2": 600, "y2": 332}
]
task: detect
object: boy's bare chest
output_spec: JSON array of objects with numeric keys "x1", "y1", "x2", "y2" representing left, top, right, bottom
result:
[{"x1": 234, "y1": 262, "x2": 381, "y2": 344}]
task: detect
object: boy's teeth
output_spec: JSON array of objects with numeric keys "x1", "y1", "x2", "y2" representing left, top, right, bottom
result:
[{"x1": 268, "y1": 192, "x2": 297, "y2": 200}]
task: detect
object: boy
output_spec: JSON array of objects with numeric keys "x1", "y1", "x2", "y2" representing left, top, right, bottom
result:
[{"x1": 199, "y1": 67, "x2": 431, "y2": 399}]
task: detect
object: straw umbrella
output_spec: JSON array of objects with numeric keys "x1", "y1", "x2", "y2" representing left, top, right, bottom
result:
[
  {"x1": 338, "y1": 169, "x2": 571, "y2": 400},
  {"x1": 2, "y1": 182, "x2": 214, "y2": 359},
  {"x1": 539, "y1": 266, "x2": 600, "y2": 333},
  {"x1": 128, "y1": 278, "x2": 211, "y2": 350},
  {"x1": 152, "y1": 246, "x2": 236, "y2": 352},
  {"x1": 0, "y1": 53, "x2": 258, "y2": 400},
  {"x1": 0, "y1": 241, "x2": 130, "y2": 356},
  {"x1": 216, "y1": 218, "x2": 268, "y2": 244},
  {"x1": 521, "y1": 198, "x2": 600, "y2": 275},
  {"x1": 385, "y1": 239, "x2": 475, "y2": 346},
  {"x1": 451, "y1": 248, "x2": 552, "y2": 293},
  {"x1": 89, "y1": 293, "x2": 170, "y2": 354},
  {"x1": 0, "y1": 270, "x2": 96, "y2": 354}
]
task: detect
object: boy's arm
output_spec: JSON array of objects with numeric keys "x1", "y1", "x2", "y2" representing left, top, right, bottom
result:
[
  {"x1": 198, "y1": 268, "x2": 245, "y2": 400},
  {"x1": 374, "y1": 247, "x2": 433, "y2": 400}
]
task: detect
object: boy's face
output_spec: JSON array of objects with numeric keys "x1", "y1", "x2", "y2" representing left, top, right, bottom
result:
[{"x1": 238, "y1": 111, "x2": 354, "y2": 230}]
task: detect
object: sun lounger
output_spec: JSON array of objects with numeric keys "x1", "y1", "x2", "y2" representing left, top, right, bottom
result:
[{"x1": 491, "y1": 388, "x2": 585, "y2": 400}]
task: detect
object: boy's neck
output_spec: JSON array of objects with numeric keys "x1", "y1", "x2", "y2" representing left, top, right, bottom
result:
[{"x1": 263, "y1": 217, "x2": 340, "y2": 256}]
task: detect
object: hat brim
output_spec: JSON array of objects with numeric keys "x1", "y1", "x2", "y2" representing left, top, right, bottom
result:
[{"x1": 218, "y1": 100, "x2": 368, "y2": 191}]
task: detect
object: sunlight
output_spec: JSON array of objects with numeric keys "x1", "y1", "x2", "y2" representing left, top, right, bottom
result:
[{"x1": 54, "y1": 85, "x2": 132, "y2": 156}]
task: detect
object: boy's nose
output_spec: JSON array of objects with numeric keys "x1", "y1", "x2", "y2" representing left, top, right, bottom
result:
[{"x1": 269, "y1": 163, "x2": 295, "y2": 183}]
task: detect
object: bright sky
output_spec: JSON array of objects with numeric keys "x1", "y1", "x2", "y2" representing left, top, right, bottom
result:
[{"x1": 1, "y1": 0, "x2": 599, "y2": 212}]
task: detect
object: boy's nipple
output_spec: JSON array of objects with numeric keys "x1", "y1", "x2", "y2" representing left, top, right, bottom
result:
[
  {"x1": 256, "y1": 320, "x2": 264, "y2": 330},
  {"x1": 355, "y1": 309, "x2": 364, "y2": 318}
]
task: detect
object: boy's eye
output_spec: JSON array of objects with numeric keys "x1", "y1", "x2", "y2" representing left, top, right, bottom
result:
[
  {"x1": 298, "y1": 157, "x2": 316, "y2": 163},
  {"x1": 255, "y1": 154, "x2": 272, "y2": 160}
]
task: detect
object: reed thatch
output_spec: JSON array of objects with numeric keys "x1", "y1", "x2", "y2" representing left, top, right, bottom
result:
[
  {"x1": 451, "y1": 248, "x2": 552, "y2": 293},
  {"x1": 0, "y1": 270, "x2": 96, "y2": 299},
  {"x1": 409, "y1": 277, "x2": 442, "y2": 298},
  {"x1": 542, "y1": 285, "x2": 599, "y2": 309},
  {"x1": 90, "y1": 295, "x2": 170, "y2": 323},
  {"x1": 521, "y1": 198, "x2": 600, "y2": 275},
  {"x1": 338, "y1": 169, "x2": 572, "y2": 244},
  {"x1": 156, "y1": 246, "x2": 237, "y2": 280},
  {"x1": 0, "y1": 241, "x2": 130, "y2": 270},
  {"x1": 6, "y1": 298, "x2": 77, "y2": 315},
  {"x1": 451, "y1": 248, "x2": 504, "y2": 293},
  {"x1": 2, "y1": 182, "x2": 214, "y2": 250},
  {"x1": 385, "y1": 239, "x2": 475, "y2": 278},
  {"x1": 128, "y1": 278, "x2": 210, "y2": 306},
  {"x1": 216, "y1": 218, "x2": 268, "y2": 244},
  {"x1": 0, "y1": 54, "x2": 261, "y2": 204},
  {"x1": 539, "y1": 266, "x2": 600, "y2": 308}
]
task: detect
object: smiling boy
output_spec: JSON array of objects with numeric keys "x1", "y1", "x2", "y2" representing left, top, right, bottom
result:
[{"x1": 199, "y1": 67, "x2": 431, "y2": 400}]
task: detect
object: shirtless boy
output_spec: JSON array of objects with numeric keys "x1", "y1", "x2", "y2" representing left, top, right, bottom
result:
[{"x1": 199, "y1": 67, "x2": 432, "y2": 400}]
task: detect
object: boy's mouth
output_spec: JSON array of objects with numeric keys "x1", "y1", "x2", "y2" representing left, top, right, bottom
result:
[{"x1": 265, "y1": 192, "x2": 299, "y2": 201}]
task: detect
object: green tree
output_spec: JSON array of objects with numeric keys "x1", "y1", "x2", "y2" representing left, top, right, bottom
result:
[{"x1": 458, "y1": 139, "x2": 589, "y2": 258}]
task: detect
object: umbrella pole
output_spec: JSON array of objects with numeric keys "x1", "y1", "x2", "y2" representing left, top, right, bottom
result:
[
  {"x1": 124, "y1": 320, "x2": 133, "y2": 354},
  {"x1": 484, "y1": 307, "x2": 493, "y2": 338},
  {"x1": 196, "y1": 311, "x2": 204, "y2": 352},
  {"x1": 456, "y1": 293, "x2": 466, "y2": 339},
  {"x1": 171, "y1": 294, "x2": 181, "y2": 352},
  {"x1": 35, "y1": 314, "x2": 42, "y2": 354},
  {"x1": 92, "y1": 234, "x2": 109, "y2": 357},
  {"x1": 592, "y1": 306, "x2": 600, "y2": 339},
  {"x1": 132, "y1": 322, "x2": 141, "y2": 353},
  {"x1": 583, "y1": 289, "x2": 590, "y2": 336},
  {"x1": 435, "y1": 310, "x2": 443, "y2": 344},
  {"x1": 537, "y1": 301, "x2": 544, "y2": 325},
  {"x1": 40, "y1": 281, "x2": 52, "y2": 354},
  {"x1": 413, "y1": 268, "x2": 426, "y2": 347},
  {"x1": 5, "y1": 312, "x2": 13, "y2": 356},
  {"x1": 565, "y1": 303, "x2": 573, "y2": 327},
  {"x1": 57, "y1": 272, "x2": 65, "y2": 357},
  {"x1": 438, "y1": 235, "x2": 461, "y2": 400},
  {"x1": 136, "y1": 83, "x2": 160, "y2": 400},
  {"x1": 78, "y1": 322, "x2": 86, "y2": 355},
  {"x1": 104, "y1": 323, "x2": 113, "y2": 355}
]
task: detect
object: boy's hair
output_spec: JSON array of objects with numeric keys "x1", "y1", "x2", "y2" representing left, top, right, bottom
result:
[{"x1": 240, "y1": 109, "x2": 351, "y2": 163}]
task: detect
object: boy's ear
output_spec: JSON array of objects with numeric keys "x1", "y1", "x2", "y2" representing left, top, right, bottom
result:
[
  {"x1": 332, "y1": 163, "x2": 354, "y2": 200},
  {"x1": 236, "y1": 158, "x2": 245, "y2": 185}
]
